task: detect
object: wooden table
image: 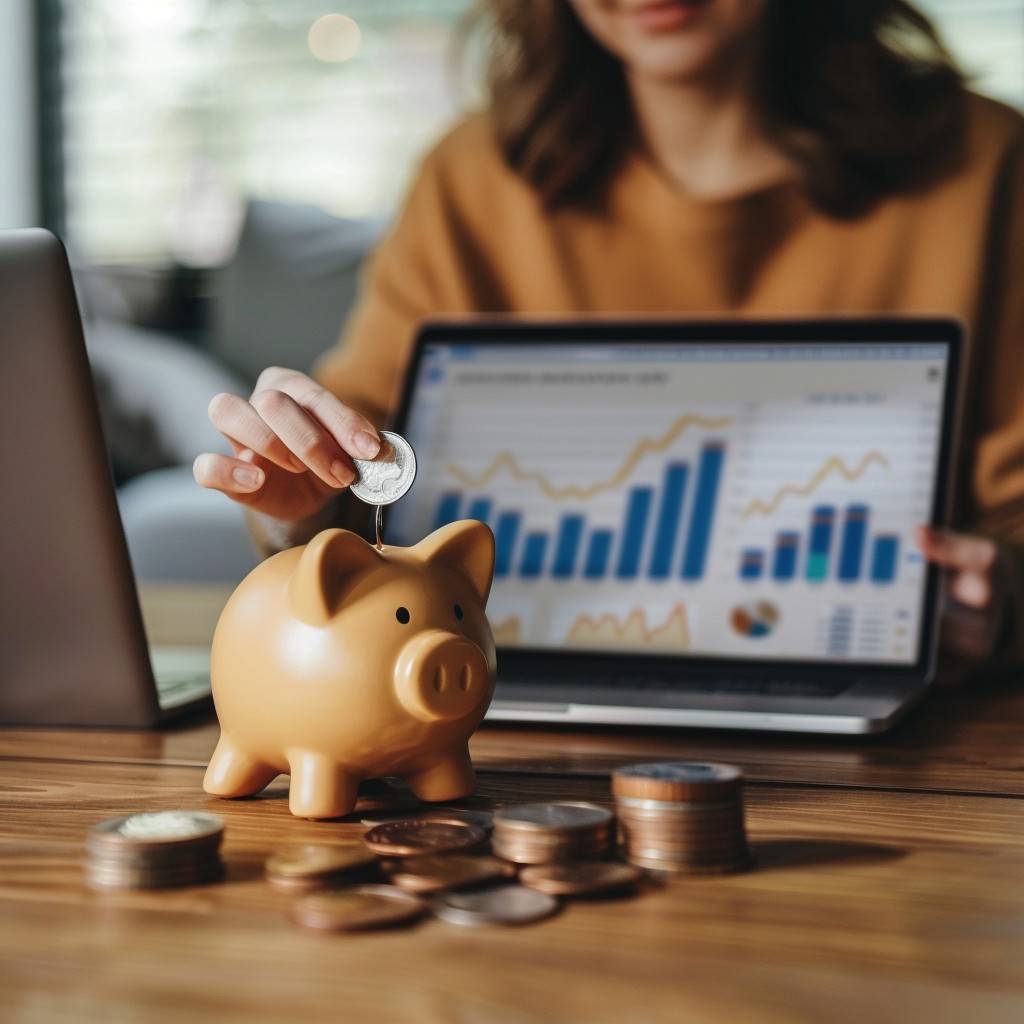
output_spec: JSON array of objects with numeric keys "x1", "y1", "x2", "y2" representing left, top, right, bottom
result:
[{"x1": 2, "y1": 587, "x2": 1024, "y2": 1022}]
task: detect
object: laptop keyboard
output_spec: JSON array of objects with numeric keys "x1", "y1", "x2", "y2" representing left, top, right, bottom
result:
[
  {"x1": 150, "y1": 646, "x2": 212, "y2": 710},
  {"x1": 499, "y1": 671, "x2": 852, "y2": 700}
]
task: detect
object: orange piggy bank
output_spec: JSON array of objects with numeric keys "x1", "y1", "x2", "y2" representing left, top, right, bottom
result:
[{"x1": 203, "y1": 520, "x2": 496, "y2": 819}]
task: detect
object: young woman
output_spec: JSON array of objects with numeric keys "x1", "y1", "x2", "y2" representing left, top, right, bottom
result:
[{"x1": 194, "y1": 0, "x2": 1023, "y2": 675}]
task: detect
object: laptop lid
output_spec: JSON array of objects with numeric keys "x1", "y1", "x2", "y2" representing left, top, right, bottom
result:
[
  {"x1": 0, "y1": 229, "x2": 162, "y2": 726},
  {"x1": 389, "y1": 319, "x2": 961, "y2": 688}
]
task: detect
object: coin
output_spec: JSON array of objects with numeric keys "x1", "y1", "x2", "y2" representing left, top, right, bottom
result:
[
  {"x1": 265, "y1": 843, "x2": 377, "y2": 880},
  {"x1": 362, "y1": 818, "x2": 486, "y2": 857},
  {"x1": 519, "y1": 861, "x2": 642, "y2": 896},
  {"x1": 386, "y1": 855, "x2": 514, "y2": 894},
  {"x1": 83, "y1": 810, "x2": 226, "y2": 891},
  {"x1": 360, "y1": 808, "x2": 495, "y2": 832},
  {"x1": 493, "y1": 803, "x2": 613, "y2": 833},
  {"x1": 290, "y1": 885, "x2": 427, "y2": 932},
  {"x1": 433, "y1": 883, "x2": 559, "y2": 927},
  {"x1": 350, "y1": 430, "x2": 417, "y2": 506},
  {"x1": 89, "y1": 811, "x2": 225, "y2": 847},
  {"x1": 612, "y1": 762, "x2": 743, "y2": 802}
]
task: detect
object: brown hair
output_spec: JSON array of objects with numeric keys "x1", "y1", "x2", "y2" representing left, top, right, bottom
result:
[{"x1": 478, "y1": 0, "x2": 968, "y2": 217}]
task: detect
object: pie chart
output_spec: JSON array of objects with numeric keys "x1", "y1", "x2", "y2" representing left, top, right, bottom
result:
[{"x1": 730, "y1": 601, "x2": 780, "y2": 639}]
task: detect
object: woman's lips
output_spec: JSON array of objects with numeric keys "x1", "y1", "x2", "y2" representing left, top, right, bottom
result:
[{"x1": 627, "y1": 0, "x2": 710, "y2": 32}]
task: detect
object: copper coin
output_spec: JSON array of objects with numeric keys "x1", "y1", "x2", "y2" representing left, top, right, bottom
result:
[
  {"x1": 386, "y1": 855, "x2": 514, "y2": 894},
  {"x1": 363, "y1": 818, "x2": 486, "y2": 857},
  {"x1": 265, "y1": 844, "x2": 377, "y2": 880},
  {"x1": 360, "y1": 808, "x2": 495, "y2": 832},
  {"x1": 519, "y1": 861, "x2": 643, "y2": 896},
  {"x1": 289, "y1": 885, "x2": 426, "y2": 932},
  {"x1": 612, "y1": 762, "x2": 743, "y2": 803}
]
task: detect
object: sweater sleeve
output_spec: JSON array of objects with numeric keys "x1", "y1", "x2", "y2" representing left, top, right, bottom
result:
[{"x1": 967, "y1": 122, "x2": 1024, "y2": 665}]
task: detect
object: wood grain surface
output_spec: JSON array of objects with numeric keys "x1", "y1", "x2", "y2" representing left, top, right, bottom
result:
[{"x1": 1, "y1": 584, "x2": 1023, "y2": 1021}]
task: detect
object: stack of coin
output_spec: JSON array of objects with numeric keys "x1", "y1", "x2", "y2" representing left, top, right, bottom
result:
[
  {"x1": 491, "y1": 803, "x2": 613, "y2": 864},
  {"x1": 84, "y1": 811, "x2": 225, "y2": 890},
  {"x1": 612, "y1": 762, "x2": 750, "y2": 874},
  {"x1": 264, "y1": 843, "x2": 378, "y2": 894}
]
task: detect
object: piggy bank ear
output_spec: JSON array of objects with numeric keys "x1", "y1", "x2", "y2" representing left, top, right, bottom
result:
[
  {"x1": 414, "y1": 520, "x2": 495, "y2": 605},
  {"x1": 288, "y1": 528, "x2": 383, "y2": 625}
]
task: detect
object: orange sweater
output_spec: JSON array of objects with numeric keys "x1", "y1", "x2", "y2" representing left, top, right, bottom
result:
[{"x1": 316, "y1": 94, "x2": 1024, "y2": 655}]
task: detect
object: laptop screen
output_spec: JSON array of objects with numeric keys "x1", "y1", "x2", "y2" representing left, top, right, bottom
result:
[{"x1": 389, "y1": 335, "x2": 953, "y2": 667}]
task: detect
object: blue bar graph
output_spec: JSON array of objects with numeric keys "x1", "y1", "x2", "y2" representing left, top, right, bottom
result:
[
  {"x1": 494, "y1": 511, "x2": 521, "y2": 578},
  {"x1": 616, "y1": 487, "x2": 654, "y2": 579},
  {"x1": 434, "y1": 493, "x2": 460, "y2": 529},
  {"x1": 552, "y1": 515, "x2": 584, "y2": 579},
  {"x1": 772, "y1": 532, "x2": 799, "y2": 581},
  {"x1": 870, "y1": 534, "x2": 899, "y2": 583},
  {"x1": 838, "y1": 504, "x2": 869, "y2": 582},
  {"x1": 466, "y1": 498, "x2": 492, "y2": 524},
  {"x1": 740, "y1": 549, "x2": 765, "y2": 581},
  {"x1": 519, "y1": 532, "x2": 548, "y2": 579},
  {"x1": 649, "y1": 463, "x2": 689, "y2": 580},
  {"x1": 806, "y1": 505, "x2": 835, "y2": 582},
  {"x1": 682, "y1": 442, "x2": 725, "y2": 580},
  {"x1": 584, "y1": 530, "x2": 613, "y2": 579}
]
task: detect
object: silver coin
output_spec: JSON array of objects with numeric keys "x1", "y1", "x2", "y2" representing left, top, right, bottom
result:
[
  {"x1": 350, "y1": 430, "x2": 417, "y2": 506},
  {"x1": 493, "y1": 802, "x2": 613, "y2": 833},
  {"x1": 432, "y1": 883, "x2": 559, "y2": 927}
]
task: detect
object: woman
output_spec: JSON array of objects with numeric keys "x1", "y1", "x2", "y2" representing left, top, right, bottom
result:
[{"x1": 194, "y1": 0, "x2": 1023, "y2": 674}]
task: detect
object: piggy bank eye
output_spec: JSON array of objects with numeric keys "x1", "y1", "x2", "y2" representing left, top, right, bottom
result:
[
  {"x1": 396, "y1": 607, "x2": 411, "y2": 624},
  {"x1": 454, "y1": 603, "x2": 464, "y2": 621}
]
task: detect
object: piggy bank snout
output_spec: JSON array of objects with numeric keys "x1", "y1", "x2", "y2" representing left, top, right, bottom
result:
[{"x1": 394, "y1": 629, "x2": 490, "y2": 723}]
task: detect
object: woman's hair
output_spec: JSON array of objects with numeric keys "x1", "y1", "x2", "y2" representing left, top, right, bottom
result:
[{"x1": 478, "y1": 0, "x2": 968, "y2": 217}]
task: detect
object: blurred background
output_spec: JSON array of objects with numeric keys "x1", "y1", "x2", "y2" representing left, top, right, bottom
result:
[{"x1": 1, "y1": 0, "x2": 1021, "y2": 584}]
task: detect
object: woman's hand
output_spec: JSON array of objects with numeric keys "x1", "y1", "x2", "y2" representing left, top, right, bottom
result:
[
  {"x1": 193, "y1": 366, "x2": 381, "y2": 524},
  {"x1": 916, "y1": 525, "x2": 1006, "y2": 679}
]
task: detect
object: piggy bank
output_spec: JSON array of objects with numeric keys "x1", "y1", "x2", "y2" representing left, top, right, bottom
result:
[{"x1": 203, "y1": 520, "x2": 496, "y2": 819}]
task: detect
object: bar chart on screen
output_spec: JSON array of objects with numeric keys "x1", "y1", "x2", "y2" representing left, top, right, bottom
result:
[{"x1": 392, "y1": 340, "x2": 948, "y2": 663}]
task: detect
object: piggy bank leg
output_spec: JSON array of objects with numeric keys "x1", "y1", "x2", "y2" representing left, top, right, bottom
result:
[
  {"x1": 286, "y1": 749, "x2": 359, "y2": 819},
  {"x1": 403, "y1": 746, "x2": 475, "y2": 803},
  {"x1": 204, "y1": 735, "x2": 278, "y2": 798}
]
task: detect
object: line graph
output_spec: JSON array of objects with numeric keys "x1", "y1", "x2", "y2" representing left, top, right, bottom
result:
[
  {"x1": 445, "y1": 412, "x2": 733, "y2": 501},
  {"x1": 741, "y1": 451, "x2": 891, "y2": 519},
  {"x1": 565, "y1": 604, "x2": 690, "y2": 650}
]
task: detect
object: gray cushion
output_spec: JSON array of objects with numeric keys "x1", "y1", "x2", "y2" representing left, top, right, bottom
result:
[
  {"x1": 118, "y1": 466, "x2": 260, "y2": 583},
  {"x1": 210, "y1": 200, "x2": 384, "y2": 383}
]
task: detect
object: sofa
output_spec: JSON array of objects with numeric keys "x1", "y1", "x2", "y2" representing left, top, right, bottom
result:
[{"x1": 83, "y1": 200, "x2": 384, "y2": 582}]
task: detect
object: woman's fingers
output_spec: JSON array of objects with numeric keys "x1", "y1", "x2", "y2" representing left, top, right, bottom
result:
[
  {"x1": 948, "y1": 571, "x2": 992, "y2": 609},
  {"x1": 193, "y1": 452, "x2": 265, "y2": 497},
  {"x1": 269, "y1": 374, "x2": 381, "y2": 460},
  {"x1": 208, "y1": 392, "x2": 305, "y2": 473},
  {"x1": 916, "y1": 525, "x2": 996, "y2": 573},
  {"x1": 250, "y1": 388, "x2": 355, "y2": 489}
]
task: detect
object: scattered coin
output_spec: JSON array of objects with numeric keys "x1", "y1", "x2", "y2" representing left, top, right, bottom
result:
[
  {"x1": 362, "y1": 818, "x2": 486, "y2": 857},
  {"x1": 518, "y1": 861, "x2": 643, "y2": 897},
  {"x1": 290, "y1": 885, "x2": 427, "y2": 933},
  {"x1": 350, "y1": 430, "x2": 417, "y2": 506},
  {"x1": 264, "y1": 843, "x2": 378, "y2": 893},
  {"x1": 432, "y1": 884, "x2": 559, "y2": 927},
  {"x1": 360, "y1": 807, "x2": 495, "y2": 832},
  {"x1": 83, "y1": 810, "x2": 225, "y2": 891},
  {"x1": 266, "y1": 844, "x2": 377, "y2": 880},
  {"x1": 385, "y1": 855, "x2": 514, "y2": 894}
]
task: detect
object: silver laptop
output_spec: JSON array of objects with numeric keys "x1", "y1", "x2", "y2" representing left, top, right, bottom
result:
[
  {"x1": 0, "y1": 229, "x2": 210, "y2": 726},
  {"x1": 389, "y1": 318, "x2": 961, "y2": 734}
]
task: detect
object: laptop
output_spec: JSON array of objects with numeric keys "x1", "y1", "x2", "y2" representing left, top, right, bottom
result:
[
  {"x1": 0, "y1": 229, "x2": 211, "y2": 726},
  {"x1": 388, "y1": 318, "x2": 962, "y2": 734}
]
